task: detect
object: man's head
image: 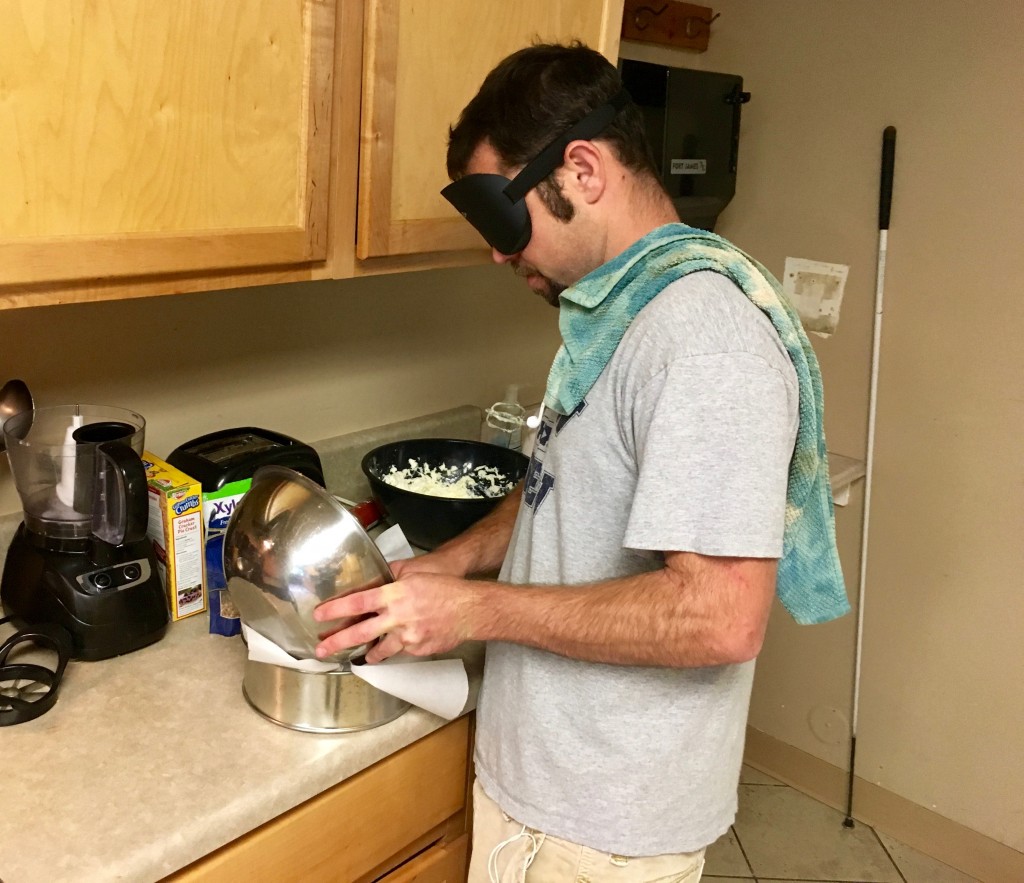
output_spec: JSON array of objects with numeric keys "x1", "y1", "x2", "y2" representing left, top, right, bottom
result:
[{"x1": 443, "y1": 43, "x2": 668, "y2": 305}]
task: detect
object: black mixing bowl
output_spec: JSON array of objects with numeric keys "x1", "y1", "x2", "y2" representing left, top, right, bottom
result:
[{"x1": 360, "y1": 438, "x2": 530, "y2": 551}]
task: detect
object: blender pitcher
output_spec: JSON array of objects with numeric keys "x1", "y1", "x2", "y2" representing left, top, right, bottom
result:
[
  {"x1": 1, "y1": 404, "x2": 169, "y2": 660},
  {"x1": 3, "y1": 405, "x2": 147, "y2": 545}
]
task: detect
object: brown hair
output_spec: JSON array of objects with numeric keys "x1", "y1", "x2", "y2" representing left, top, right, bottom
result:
[{"x1": 447, "y1": 42, "x2": 660, "y2": 219}]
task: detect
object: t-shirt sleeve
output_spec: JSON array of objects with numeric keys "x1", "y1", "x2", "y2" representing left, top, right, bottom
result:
[{"x1": 624, "y1": 351, "x2": 796, "y2": 557}]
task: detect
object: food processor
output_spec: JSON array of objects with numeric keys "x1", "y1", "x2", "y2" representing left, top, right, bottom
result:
[{"x1": 1, "y1": 405, "x2": 169, "y2": 660}]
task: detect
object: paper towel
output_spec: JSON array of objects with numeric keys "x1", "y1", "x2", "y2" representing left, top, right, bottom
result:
[
  {"x1": 241, "y1": 624, "x2": 469, "y2": 720},
  {"x1": 375, "y1": 522, "x2": 415, "y2": 563}
]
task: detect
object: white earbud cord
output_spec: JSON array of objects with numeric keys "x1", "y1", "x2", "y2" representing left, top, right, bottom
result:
[{"x1": 488, "y1": 824, "x2": 546, "y2": 883}]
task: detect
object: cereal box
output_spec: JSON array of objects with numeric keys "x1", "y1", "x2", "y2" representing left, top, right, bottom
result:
[{"x1": 142, "y1": 452, "x2": 207, "y2": 621}]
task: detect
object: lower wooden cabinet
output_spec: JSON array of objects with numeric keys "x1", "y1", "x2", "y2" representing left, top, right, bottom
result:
[
  {"x1": 170, "y1": 716, "x2": 472, "y2": 883},
  {"x1": 382, "y1": 834, "x2": 470, "y2": 883}
]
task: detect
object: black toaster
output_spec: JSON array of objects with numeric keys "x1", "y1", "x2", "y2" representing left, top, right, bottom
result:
[{"x1": 166, "y1": 426, "x2": 325, "y2": 492}]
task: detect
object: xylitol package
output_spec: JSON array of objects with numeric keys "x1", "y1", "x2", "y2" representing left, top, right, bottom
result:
[
  {"x1": 203, "y1": 478, "x2": 252, "y2": 534},
  {"x1": 205, "y1": 531, "x2": 240, "y2": 637},
  {"x1": 202, "y1": 479, "x2": 251, "y2": 637}
]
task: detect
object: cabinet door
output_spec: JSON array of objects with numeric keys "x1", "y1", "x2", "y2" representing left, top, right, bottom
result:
[
  {"x1": 0, "y1": 0, "x2": 334, "y2": 287},
  {"x1": 356, "y1": 0, "x2": 623, "y2": 260}
]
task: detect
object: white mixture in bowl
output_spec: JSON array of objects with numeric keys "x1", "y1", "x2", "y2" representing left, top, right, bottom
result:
[{"x1": 382, "y1": 459, "x2": 514, "y2": 499}]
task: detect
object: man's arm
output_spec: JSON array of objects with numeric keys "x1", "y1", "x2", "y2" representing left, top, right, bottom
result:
[
  {"x1": 475, "y1": 551, "x2": 775, "y2": 667},
  {"x1": 390, "y1": 481, "x2": 523, "y2": 579},
  {"x1": 314, "y1": 549, "x2": 776, "y2": 667}
]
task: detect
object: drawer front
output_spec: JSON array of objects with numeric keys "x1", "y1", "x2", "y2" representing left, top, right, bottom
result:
[
  {"x1": 384, "y1": 834, "x2": 470, "y2": 883},
  {"x1": 172, "y1": 717, "x2": 470, "y2": 882}
]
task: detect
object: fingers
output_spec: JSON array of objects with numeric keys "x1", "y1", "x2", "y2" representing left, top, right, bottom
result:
[
  {"x1": 364, "y1": 632, "x2": 405, "y2": 664},
  {"x1": 313, "y1": 586, "x2": 391, "y2": 659},
  {"x1": 310, "y1": 574, "x2": 447, "y2": 661},
  {"x1": 389, "y1": 551, "x2": 461, "y2": 578},
  {"x1": 315, "y1": 614, "x2": 389, "y2": 659},
  {"x1": 313, "y1": 586, "x2": 383, "y2": 622}
]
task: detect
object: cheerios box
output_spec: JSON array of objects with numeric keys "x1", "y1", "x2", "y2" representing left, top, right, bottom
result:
[{"x1": 142, "y1": 452, "x2": 207, "y2": 621}]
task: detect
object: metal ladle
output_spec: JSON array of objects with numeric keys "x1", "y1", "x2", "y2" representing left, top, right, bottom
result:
[{"x1": 0, "y1": 380, "x2": 33, "y2": 453}]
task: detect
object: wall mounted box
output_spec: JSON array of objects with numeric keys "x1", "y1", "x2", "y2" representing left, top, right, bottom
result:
[{"x1": 619, "y1": 59, "x2": 750, "y2": 231}]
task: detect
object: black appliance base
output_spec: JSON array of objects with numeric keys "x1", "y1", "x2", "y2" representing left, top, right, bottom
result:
[{"x1": 0, "y1": 524, "x2": 170, "y2": 661}]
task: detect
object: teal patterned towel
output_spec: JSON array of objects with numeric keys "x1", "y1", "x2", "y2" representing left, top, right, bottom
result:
[{"x1": 545, "y1": 223, "x2": 850, "y2": 625}]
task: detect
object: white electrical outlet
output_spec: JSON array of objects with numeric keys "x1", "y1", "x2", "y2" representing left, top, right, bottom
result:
[{"x1": 782, "y1": 257, "x2": 850, "y2": 337}]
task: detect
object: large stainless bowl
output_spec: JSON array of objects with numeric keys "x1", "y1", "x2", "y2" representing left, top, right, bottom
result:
[{"x1": 223, "y1": 466, "x2": 393, "y2": 662}]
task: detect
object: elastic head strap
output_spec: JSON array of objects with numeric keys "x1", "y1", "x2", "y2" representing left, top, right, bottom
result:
[{"x1": 503, "y1": 90, "x2": 630, "y2": 204}]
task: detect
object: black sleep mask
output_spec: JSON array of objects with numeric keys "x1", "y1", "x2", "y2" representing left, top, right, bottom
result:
[{"x1": 441, "y1": 90, "x2": 629, "y2": 255}]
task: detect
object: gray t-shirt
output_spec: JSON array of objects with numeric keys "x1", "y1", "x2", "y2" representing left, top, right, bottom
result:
[{"x1": 474, "y1": 271, "x2": 799, "y2": 856}]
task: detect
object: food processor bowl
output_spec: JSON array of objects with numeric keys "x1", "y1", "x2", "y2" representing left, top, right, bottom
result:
[{"x1": 3, "y1": 405, "x2": 146, "y2": 542}]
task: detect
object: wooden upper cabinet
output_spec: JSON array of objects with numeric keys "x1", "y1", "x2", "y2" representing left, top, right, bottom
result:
[
  {"x1": 0, "y1": 0, "x2": 335, "y2": 288},
  {"x1": 356, "y1": 0, "x2": 623, "y2": 261}
]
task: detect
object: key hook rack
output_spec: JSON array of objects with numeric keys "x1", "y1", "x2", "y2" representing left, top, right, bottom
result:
[{"x1": 622, "y1": 1, "x2": 719, "y2": 51}]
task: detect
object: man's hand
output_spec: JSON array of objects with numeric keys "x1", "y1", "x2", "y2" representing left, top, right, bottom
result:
[
  {"x1": 390, "y1": 551, "x2": 461, "y2": 580},
  {"x1": 313, "y1": 571, "x2": 482, "y2": 663},
  {"x1": 312, "y1": 486, "x2": 523, "y2": 663}
]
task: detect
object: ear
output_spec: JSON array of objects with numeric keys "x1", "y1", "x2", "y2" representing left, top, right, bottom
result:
[{"x1": 560, "y1": 140, "x2": 607, "y2": 205}]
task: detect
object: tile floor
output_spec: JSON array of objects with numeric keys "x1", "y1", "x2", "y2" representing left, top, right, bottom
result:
[{"x1": 703, "y1": 765, "x2": 979, "y2": 882}]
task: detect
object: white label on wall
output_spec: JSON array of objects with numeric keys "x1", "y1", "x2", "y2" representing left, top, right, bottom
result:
[
  {"x1": 670, "y1": 158, "x2": 707, "y2": 175},
  {"x1": 783, "y1": 257, "x2": 850, "y2": 338}
]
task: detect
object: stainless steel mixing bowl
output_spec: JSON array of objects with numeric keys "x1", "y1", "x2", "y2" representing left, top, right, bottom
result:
[{"x1": 223, "y1": 466, "x2": 394, "y2": 662}]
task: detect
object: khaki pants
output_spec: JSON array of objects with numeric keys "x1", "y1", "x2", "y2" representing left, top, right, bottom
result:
[{"x1": 467, "y1": 780, "x2": 706, "y2": 883}]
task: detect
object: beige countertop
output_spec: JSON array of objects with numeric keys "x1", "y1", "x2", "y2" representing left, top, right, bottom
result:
[{"x1": 0, "y1": 612, "x2": 484, "y2": 883}]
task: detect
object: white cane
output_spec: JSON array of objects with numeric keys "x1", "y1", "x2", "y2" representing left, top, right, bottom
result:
[{"x1": 844, "y1": 126, "x2": 897, "y2": 827}]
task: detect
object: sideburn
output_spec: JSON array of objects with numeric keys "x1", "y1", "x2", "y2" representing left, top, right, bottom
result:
[{"x1": 537, "y1": 177, "x2": 575, "y2": 222}]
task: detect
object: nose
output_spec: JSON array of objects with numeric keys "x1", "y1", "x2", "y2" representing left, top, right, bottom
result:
[{"x1": 491, "y1": 247, "x2": 520, "y2": 265}]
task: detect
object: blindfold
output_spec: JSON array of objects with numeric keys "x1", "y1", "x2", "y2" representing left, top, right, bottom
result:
[{"x1": 441, "y1": 90, "x2": 629, "y2": 255}]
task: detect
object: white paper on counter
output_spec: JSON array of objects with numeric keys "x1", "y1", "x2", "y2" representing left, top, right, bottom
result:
[
  {"x1": 350, "y1": 656, "x2": 468, "y2": 720},
  {"x1": 375, "y1": 523, "x2": 415, "y2": 563},
  {"x1": 242, "y1": 623, "x2": 340, "y2": 673},
  {"x1": 243, "y1": 624, "x2": 469, "y2": 720}
]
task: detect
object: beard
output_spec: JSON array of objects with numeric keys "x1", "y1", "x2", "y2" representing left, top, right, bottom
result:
[{"x1": 512, "y1": 259, "x2": 566, "y2": 307}]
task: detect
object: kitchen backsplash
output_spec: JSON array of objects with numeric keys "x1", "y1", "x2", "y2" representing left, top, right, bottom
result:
[{"x1": 0, "y1": 405, "x2": 484, "y2": 577}]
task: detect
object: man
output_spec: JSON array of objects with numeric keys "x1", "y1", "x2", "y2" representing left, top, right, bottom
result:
[{"x1": 315, "y1": 43, "x2": 847, "y2": 883}]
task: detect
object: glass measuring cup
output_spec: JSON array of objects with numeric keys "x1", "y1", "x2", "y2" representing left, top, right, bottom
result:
[{"x1": 482, "y1": 401, "x2": 526, "y2": 451}]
